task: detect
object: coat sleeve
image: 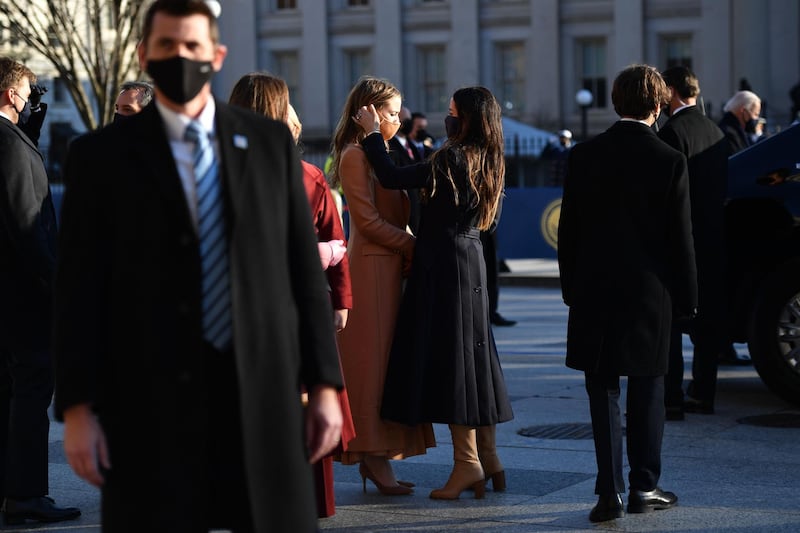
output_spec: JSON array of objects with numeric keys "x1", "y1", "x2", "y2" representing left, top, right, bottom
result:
[
  {"x1": 339, "y1": 145, "x2": 414, "y2": 256},
  {"x1": 668, "y1": 154, "x2": 699, "y2": 317},
  {"x1": 0, "y1": 129, "x2": 55, "y2": 285},
  {"x1": 305, "y1": 163, "x2": 352, "y2": 310},
  {"x1": 361, "y1": 132, "x2": 430, "y2": 190},
  {"x1": 286, "y1": 138, "x2": 344, "y2": 390},
  {"x1": 52, "y1": 132, "x2": 108, "y2": 419},
  {"x1": 557, "y1": 147, "x2": 580, "y2": 306}
]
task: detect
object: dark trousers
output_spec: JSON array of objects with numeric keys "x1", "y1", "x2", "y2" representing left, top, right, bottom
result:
[
  {"x1": 666, "y1": 326, "x2": 721, "y2": 407},
  {"x1": 0, "y1": 346, "x2": 53, "y2": 500},
  {"x1": 585, "y1": 372, "x2": 664, "y2": 495},
  {"x1": 205, "y1": 343, "x2": 254, "y2": 533},
  {"x1": 665, "y1": 328, "x2": 685, "y2": 407}
]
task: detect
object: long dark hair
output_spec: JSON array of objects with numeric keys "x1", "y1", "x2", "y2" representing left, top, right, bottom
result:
[{"x1": 431, "y1": 87, "x2": 505, "y2": 230}]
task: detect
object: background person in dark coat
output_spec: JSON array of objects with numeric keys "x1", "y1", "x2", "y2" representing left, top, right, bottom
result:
[
  {"x1": 0, "y1": 57, "x2": 80, "y2": 525},
  {"x1": 53, "y1": 2, "x2": 343, "y2": 532},
  {"x1": 558, "y1": 64, "x2": 697, "y2": 523},
  {"x1": 355, "y1": 87, "x2": 514, "y2": 501},
  {"x1": 658, "y1": 66, "x2": 729, "y2": 418},
  {"x1": 389, "y1": 106, "x2": 422, "y2": 234}
]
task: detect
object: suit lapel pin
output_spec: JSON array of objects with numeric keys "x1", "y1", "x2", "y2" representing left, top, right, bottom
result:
[{"x1": 233, "y1": 134, "x2": 248, "y2": 150}]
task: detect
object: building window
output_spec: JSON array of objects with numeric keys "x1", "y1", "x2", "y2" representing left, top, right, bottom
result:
[
  {"x1": 273, "y1": 51, "x2": 300, "y2": 110},
  {"x1": 344, "y1": 49, "x2": 371, "y2": 88},
  {"x1": 662, "y1": 34, "x2": 692, "y2": 70},
  {"x1": 417, "y1": 46, "x2": 447, "y2": 113},
  {"x1": 494, "y1": 42, "x2": 525, "y2": 114},
  {"x1": 275, "y1": 0, "x2": 297, "y2": 9},
  {"x1": 576, "y1": 39, "x2": 606, "y2": 108}
]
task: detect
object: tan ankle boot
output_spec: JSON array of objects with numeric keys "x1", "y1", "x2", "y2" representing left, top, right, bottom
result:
[
  {"x1": 477, "y1": 425, "x2": 506, "y2": 491},
  {"x1": 430, "y1": 425, "x2": 486, "y2": 500}
]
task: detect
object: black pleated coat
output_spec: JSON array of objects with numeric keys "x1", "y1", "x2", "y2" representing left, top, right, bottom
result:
[{"x1": 361, "y1": 133, "x2": 513, "y2": 427}]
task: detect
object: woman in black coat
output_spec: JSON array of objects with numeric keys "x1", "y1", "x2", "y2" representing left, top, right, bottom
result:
[{"x1": 354, "y1": 86, "x2": 513, "y2": 500}]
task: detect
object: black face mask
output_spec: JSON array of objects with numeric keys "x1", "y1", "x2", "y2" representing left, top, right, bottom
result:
[
  {"x1": 146, "y1": 56, "x2": 214, "y2": 104},
  {"x1": 113, "y1": 113, "x2": 130, "y2": 123},
  {"x1": 744, "y1": 117, "x2": 759, "y2": 134},
  {"x1": 444, "y1": 116, "x2": 460, "y2": 138},
  {"x1": 13, "y1": 92, "x2": 31, "y2": 125},
  {"x1": 399, "y1": 118, "x2": 413, "y2": 136},
  {"x1": 414, "y1": 128, "x2": 430, "y2": 142}
]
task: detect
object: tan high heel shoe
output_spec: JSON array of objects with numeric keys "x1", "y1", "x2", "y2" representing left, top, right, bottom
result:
[
  {"x1": 429, "y1": 425, "x2": 486, "y2": 500},
  {"x1": 359, "y1": 462, "x2": 413, "y2": 496},
  {"x1": 477, "y1": 425, "x2": 506, "y2": 491}
]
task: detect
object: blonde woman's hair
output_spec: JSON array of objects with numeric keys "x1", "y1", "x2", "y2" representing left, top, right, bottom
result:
[{"x1": 329, "y1": 76, "x2": 401, "y2": 187}]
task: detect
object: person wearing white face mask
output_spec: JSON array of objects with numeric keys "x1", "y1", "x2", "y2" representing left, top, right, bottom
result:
[{"x1": 0, "y1": 57, "x2": 79, "y2": 525}]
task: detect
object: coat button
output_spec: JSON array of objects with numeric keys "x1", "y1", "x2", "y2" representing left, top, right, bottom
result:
[
  {"x1": 178, "y1": 302, "x2": 190, "y2": 315},
  {"x1": 476, "y1": 340, "x2": 485, "y2": 347},
  {"x1": 473, "y1": 286, "x2": 482, "y2": 293},
  {"x1": 178, "y1": 372, "x2": 191, "y2": 383},
  {"x1": 179, "y1": 233, "x2": 192, "y2": 246}
]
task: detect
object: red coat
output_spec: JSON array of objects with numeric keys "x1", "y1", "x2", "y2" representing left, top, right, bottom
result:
[
  {"x1": 301, "y1": 161, "x2": 352, "y2": 311},
  {"x1": 301, "y1": 160, "x2": 356, "y2": 454}
]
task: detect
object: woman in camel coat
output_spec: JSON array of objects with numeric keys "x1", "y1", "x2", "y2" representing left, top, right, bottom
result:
[{"x1": 330, "y1": 76, "x2": 435, "y2": 494}]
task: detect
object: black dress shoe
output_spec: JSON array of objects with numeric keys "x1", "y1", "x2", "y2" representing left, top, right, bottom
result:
[
  {"x1": 589, "y1": 493, "x2": 624, "y2": 522},
  {"x1": 490, "y1": 312, "x2": 517, "y2": 327},
  {"x1": 627, "y1": 487, "x2": 677, "y2": 514},
  {"x1": 2, "y1": 496, "x2": 81, "y2": 525},
  {"x1": 683, "y1": 396, "x2": 714, "y2": 414}
]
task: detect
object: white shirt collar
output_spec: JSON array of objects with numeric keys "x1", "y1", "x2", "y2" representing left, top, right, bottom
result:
[
  {"x1": 672, "y1": 103, "x2": 695, "y2": 115},
  {"x1": 155, "y1": 97, "x2": 216, "y2": 142},
  {"x1": 619, "y1": 117, "x2": 652, "y2": 126}
]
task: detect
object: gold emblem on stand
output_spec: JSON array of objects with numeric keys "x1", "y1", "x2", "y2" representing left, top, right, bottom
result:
[{"x1": 541, "y1": 198, "x2": 562, "y2": 250}]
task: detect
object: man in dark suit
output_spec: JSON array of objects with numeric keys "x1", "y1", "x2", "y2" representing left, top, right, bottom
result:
[
  {"x1": 0, "y1": 57, "x2": 81, "y2": 525},
  {"x1": 388, "y1": 106, "x2": 422, "y2": 233},
  {"x1": 53, "y1": 2, "x2": 343, "y2": 532},
  {"x1": 558, "y1": 64, "x2": 697, "y2": 523},
  {"x1": 658, "y1": 66, "x2": 729, "y2": 418},
  {"x1": 409, "y1": 111, "x2": 435, "y2": 159}
]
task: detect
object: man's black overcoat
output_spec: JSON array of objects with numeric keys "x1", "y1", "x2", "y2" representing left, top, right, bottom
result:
[
  {"x1": 53, "y1": 101, "x2": 342, "y2": 532},
  {"x1": 558, "y1": 121, "x2": 698, "y2": 376}
]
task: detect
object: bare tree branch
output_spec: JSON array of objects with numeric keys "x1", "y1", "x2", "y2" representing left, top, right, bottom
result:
[{"x1": 0, "y1": 0, "x2": 144, "y2": 130}]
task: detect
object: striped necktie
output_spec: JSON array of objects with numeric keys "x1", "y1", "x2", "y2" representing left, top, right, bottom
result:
[{"x1": 184, "y1": 120, "x2": 232, "y2": 351}]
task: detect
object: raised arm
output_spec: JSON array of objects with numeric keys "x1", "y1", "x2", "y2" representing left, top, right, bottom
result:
[
  {"x1": 339, "y1": 145, "x2": 415, "y2": 256},
  {"x1": 353, "y1": 104, "x2": 430, "y2": 190}
]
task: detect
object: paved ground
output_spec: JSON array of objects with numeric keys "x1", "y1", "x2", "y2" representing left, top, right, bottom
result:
[{"x1": 17, "y1": 278, "x2": 800, "y2": 532}]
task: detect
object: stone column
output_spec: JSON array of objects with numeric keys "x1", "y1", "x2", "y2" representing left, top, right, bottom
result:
[
  {"x1": 300, "y1": 0, "x2": 329, "y2": 137},
  {"x1": 214, "y1": 0, "x2": 257, "y2": 102},
  {"x1": 449, "y1": 0, "x2": 479, "y2": 89},
  {"x1": 530, "y1": 0, "x2": 561, "y2": 126}
]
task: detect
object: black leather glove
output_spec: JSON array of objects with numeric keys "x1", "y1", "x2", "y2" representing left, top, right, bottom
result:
[{"x1": 29, "y1": 84, "x2": 48, "y2": 112}]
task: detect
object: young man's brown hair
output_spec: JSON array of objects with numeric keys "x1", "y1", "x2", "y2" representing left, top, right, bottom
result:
[{"x1": 611, "y1": 64, "x2": 669, "y2": 119}]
